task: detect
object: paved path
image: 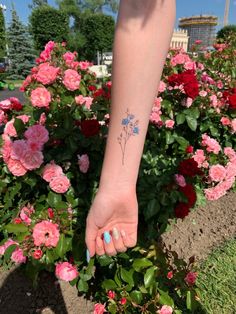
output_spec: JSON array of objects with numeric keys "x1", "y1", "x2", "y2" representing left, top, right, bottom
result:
[{"x1": 0, "y1": 89, "x2": 25, "y2": 103}]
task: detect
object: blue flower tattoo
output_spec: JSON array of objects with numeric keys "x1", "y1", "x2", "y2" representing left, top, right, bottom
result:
[{"x1": 117, "y1": 109, "x2": 140, "y2": 165}]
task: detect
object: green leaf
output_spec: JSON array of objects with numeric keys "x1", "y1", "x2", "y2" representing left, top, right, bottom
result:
[
  {"x1": 166, "y1": 131, "x2": 175, "y2": 145},
  {"x1": 101, "y1": 279, "x2": 117, "y2": 290},
  {"x1": 133, "y1": 258, "x2": 153, "y2": 272},
  {"x1": 144, "y1": 266, "x2": 157, "y2": 288},
  {"x1": 186, "y1": 290, "x2": 192, "y2": 310},
  {"x1": 175, "y1": 136, "x2": 189, "y2": 148},
  {"x1": 47, "y1": 192, "x2": 62, "y2": 208},
  {"x1": 77, "y1": 278, "x2": 89, "y2": 292},
  {"x1": 5, "y1": 223, "x2": 28, "y2": 234},
  {"x1": 186, "y1": 116, "x2": 197, "y2": 131},
  {"x1": 130, "y1": 290, "x2": 143, "y2": 304},
  {"x1": 46, "y1": 249, "x2": 58, "y2": 264},
  {"x1": 55, "y1": 234, "x2": 68, "y2": 258},
  {"x1": 121, "y1": 268, "x2": 134, "y2": 287},
  {"x1": 158, "y1": 289, "x2": 174, "y2": 307},
  {"x1": 145, "y1": 199, "x2": 160, "y2": 220},
  {"x1": 176, "y1": 113, "x2": 185, "y2": 125},
  {"x1": 13, "y1": 118, "x2": 25, "y2": 134},
  {"x1": 98, "y1": 255, "x2": 113, "y2": 266}
]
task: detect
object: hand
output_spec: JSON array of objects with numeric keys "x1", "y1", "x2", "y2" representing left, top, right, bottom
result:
[{"x1": 85, "y1": 186, "x2": 138, "y2": 258}]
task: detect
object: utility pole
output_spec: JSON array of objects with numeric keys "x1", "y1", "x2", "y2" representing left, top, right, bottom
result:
[{"x1": 223, "y1": 0, "x2": 230, "y2": 26}]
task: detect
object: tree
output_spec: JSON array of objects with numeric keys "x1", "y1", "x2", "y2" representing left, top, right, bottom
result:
[
  {"x1": 79, "y1": 13, "x2": 115, "y2": 61},
  {"x1": 30, "y1": 6, "x2": 69, "y2": 51},
  {"x1": 7, "y1": 8, "x2": 36, "y2": 80},
  {"x1": 217, "y1": 24, "x2": 236, "y2": 47},
  {"x1": 29, "y1": 0, "x2": 48, "y2": 9},
  {"x1": 0, "y1": 7, "x2": 6, "y2": 59},
  {"x1": 56, "y1": 0, "x2": 119, "y2": 14}
]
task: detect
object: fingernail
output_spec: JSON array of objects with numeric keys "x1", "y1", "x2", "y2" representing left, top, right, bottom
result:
[
  {"x1": 86, "y1": 249, "x2": 90, "y2": 263},
  {"x1": 112, "y1": 227, "x2": 119, "y2": 240},
  {"x1": 121, "y1": 230, "x2": 126, "y2": 238},
  {"x1": 104, "y1": 231, "x2": 111, "y2": 244}
]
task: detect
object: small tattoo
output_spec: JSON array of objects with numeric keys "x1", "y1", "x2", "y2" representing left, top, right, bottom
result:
[{"x1": 117, "y1": 108, "x2": 140, "y2": 165}]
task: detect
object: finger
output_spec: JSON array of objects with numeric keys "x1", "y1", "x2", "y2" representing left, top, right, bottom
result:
[
  {"x1": 112, "y1": 227, "x2": 127, "y2": 253},
  {"x1": 121, "y1": 230, "x2": 137, "y2": 248},
  {"x1": 103, "y1": 231, "x2": 117, "y2": 256},
  {"x1": 85, "y1": 218, "x2": 98, "y2": 258},
  {"x1": 95, "y1": 236, "x2": 105, "y2": 256}
]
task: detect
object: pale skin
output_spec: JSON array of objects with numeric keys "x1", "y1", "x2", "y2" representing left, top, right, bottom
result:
[{"x1": 85, "y1": 0, "x2": 176, "y2": 257}]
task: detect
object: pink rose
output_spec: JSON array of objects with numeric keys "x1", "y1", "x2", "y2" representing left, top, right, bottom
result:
[
  {"x1": 55, "y1": 262, "x2": 79, "y2": 282},
  {"x1": 0, "y1": 109, "x2": 7, "y2": 124},
  {"x1": 17, "y1": 115, "x2": 30, "y2": 124},
  {"x1": 21, "y1": 149, "x2": 44, "y2": 170},
  {"x1": 225, "y1": 162, "x2": 236, "y2": 179},
  {"x1": 165, "y1": 119, "x2": 175, "y2": 129},
  {"x1": 63, "y1": 51, "x2": 76, "y2": 63},
  {"x1": 36, "y1": 62, "x2": 59, "y2": 85},
  {"x1": 0, "y1": 99, "x2": 12, "y2": 110},
  {"x1": 1, "y1": 136, "x2": 13, "y2": 163},
  {"x1": 20, "y1": 210, "x2": 32, "y2": 226},
  {"x1": 202, "y1": 134, "x2": 221, "y2": 154},
  {"x1": 175, "y1": 174, "x2": 186, "y2": 187},
  {"x1": 24, "y1": 125, "x2": 49, "y2": 145},
  {"x1": 224, "y1": 147, "x2": 236, "y2": 161},
  {"x1": 39, "y1": 112, "x2": 47, "y2": 125},
  {"x1": 94, "y1": 303, "x2": 106, "y2": 314},
  {"x1": 221, "y1": 117, "x2": 231, "y2": 126},
  {"x1": 7, "y1": 158, "x2": 27, "y2": 176},
  {"x1": 0, "y1": 239, "x2": 18, "y2": 255},
  {"x1": 231, "y1": 119, "x2": 236, "y2": 133},
  {"x1": 33, "y1": 249, "x2": 43, "y2": 260},
  {"x1": 78, "y1": 154, "x2": 90, "y2": 173},
  {"x1": 209, "y1": 164, "x2": 226, "y2": 182},
  {"x1": 159, "y1": 305, "x2": 173, "y2": 314},
  {"x1": 32, "y1": 220, "x2": 60, "y2": 247},
  {"x1": 185, "y1": 272, "x2": 198, "y2": 285},
  {"x1": 31, "y1": 87, "x2": 51, "y2": 108},
  {"x1": 107, "y1": 290, "x2": 116, "y2": 299},
  {"x1": 42, "y1": 162, "x2": 63, "y2": 182},
  {"x1": 158, "y1": 81, "x2": 167, "y2": 93},
  {"x1": 184, "y1": 61, "x2": 196, "y2": 70},
  {"x1": 79, "y1": 61, "x2": 91, "y2": 70},
  {"x1": 4, "y1": 119, "x2": 17, "y2": 137},
  {"x1": 199, "y1": 90, "x2": 207, "y2": 97},
  {"x1": 11, "y1": 248, "x2": 27, "y2": 264},
  {"x1": 11, "y1": 140, "x2": 27, "y2": 160},
  {"x1": 49, "y1": 175, "x2": 71, "y2": 194},
  {"x1": 63, "y1": 69, "x2": 81, "y2": 91}
]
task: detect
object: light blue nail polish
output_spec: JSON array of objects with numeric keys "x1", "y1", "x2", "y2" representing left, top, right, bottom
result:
[
  {"x1": 86, "y1": 249, "x2": 90, "y2": 263},
  {"x1": 104, "y1": 231, "x2": 111, "y2": 244}
]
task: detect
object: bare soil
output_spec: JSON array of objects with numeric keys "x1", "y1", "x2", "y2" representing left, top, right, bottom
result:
[{"x1": 0, "y1": 192, "x2": 235, "y2": 314}]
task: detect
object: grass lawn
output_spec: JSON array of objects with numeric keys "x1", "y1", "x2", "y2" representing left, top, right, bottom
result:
[
  {"x1": 197, "y1": 238, "x2": 236, "y2": 314},
  {"x1": 5, "y1": 79, "x2": 23, "y2": 87}
]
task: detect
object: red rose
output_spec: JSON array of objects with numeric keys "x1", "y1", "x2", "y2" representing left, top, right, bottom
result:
[
  {"x1": 179, "y1": 184, "x2": 197, "y2": 207},
  {"x1": 178, "y1": 158, "x2": 202, "y2": 177},
  {"x1": 228, "y1": 94, "x2": 236, "y2": 109},
  {"x1": 88, "y1": 85, "x2": 96, "y2": 91},
  {"x1": 186, "y1": 145, "x2": 194, "y2": 154},
  {"x1": 174, "y1": 203, "x2": 190, "y2": 219},
  {"x1": 9, "y1": 97, "x2": 23, "y2": 111},
  {"x1": 80, "y1": 119, "x2": 100, "y2": 137},
  {"x1": 168, "y1": 74, "x2": 182, "y2": 86},
  {"x1": 184, "y1": 82, "x2": 199, "y2": 99},
  {"x1": 93, "y1": 88, "x2": 104, "y2": 98}
]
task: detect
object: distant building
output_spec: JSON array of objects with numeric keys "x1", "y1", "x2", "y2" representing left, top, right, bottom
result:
[
  {"x1": 170, "y1": 29, "x2": 189, "y2": 51},
  {"x1": 179, "y1": 15, "x2": 218, "y2": 50}
]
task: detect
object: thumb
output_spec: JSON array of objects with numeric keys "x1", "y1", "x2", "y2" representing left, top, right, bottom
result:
[{"x1": 85, "y1": 218, "x2": 98, "y2": 259}]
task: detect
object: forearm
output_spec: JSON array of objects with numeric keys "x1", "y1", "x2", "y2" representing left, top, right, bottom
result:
[{"x1": 99, "y1": 0, "x2": 176, "y2": 190}]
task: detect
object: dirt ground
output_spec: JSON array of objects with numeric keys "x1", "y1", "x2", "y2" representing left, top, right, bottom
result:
[{"x1": 0, "y1": 192, "x2": 235, "y2": 314}]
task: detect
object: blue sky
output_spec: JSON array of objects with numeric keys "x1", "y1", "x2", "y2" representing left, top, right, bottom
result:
[{"x1": 0, "y1": 0, "x2": 235, "y2": 30}]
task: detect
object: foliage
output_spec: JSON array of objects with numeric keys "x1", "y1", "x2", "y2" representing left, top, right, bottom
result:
[
  {"x1": 7, "y1": 9, "x2": 36, "y2": 80},
  {"x1": 197, "y1": 239, "x2": 236, "y2": 314},
  {"x1": 29, "y1": 0, "x2": 48, "y2": 9},
  {"x1": 0, "y1": 7, "x2": 6, "y2": 59},
  {"x1": 56, "y1": 0, "x2": 119, "y2": 14},
  {"x1": 29, "y1": 6, "x2": 69, "y2": 51},
  {"x1": 79, "y1": 13, "x2": 115, "y2": 61},
  {"x1": 217, "y1": 24, "x2": 236, "y2": 47},
  {"x1": 0, "y1": 41, "x2": 236, "y2": 313}
]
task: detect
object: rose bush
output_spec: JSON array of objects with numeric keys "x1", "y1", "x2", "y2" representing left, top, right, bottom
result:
[{"x1": 0, "y1": 41, "x2": 235, "y2": 313}]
